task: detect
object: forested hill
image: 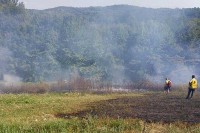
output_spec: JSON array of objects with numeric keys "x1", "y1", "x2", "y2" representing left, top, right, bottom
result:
[{"x1": 1, "y1": 1, "x2": 200, "y2": 84}]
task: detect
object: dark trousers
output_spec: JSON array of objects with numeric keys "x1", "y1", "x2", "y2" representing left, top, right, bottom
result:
[{"x1": 186, "y1": 88, "x2": 195, "y2": 99}]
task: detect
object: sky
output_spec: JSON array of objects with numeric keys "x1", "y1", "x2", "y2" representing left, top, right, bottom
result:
[{"x1": 19, "y1": 0, "x2": 200, "y2": 10}]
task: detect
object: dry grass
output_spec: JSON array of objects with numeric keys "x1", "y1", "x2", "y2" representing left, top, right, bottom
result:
[{"x1": 0, "y1": 78, "x2": 191, "y2": 94}]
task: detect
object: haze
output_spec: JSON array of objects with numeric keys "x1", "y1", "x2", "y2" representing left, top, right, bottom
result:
[{"x1": 19, "y1": 0, "x2": 200, "y2": 10}]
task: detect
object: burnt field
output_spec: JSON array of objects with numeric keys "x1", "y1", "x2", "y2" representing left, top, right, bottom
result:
[{"x1": 57, "y1": 92, "x2": 200, "y2": 124}]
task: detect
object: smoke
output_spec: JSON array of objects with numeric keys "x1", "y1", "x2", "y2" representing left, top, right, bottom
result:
[
  {"x1": 25, "y1": 6, "x2": 200, "y2": 85},
  {"x1": 2, "y1": 5, "x2": 199, "y2": 86},
  {"x1": 169, "y1": 65, "x2": 197, "y2": 84},
  {"x1": 0, "y1": 47, "x2": 22, "y2": 83},
  {"x1": 0, "y1": 47, "x2": 11, "y2": 78},
  {"x1": 4, "y1": 74, "x2": 22, "y2": 83},
  {"x1": 72, "y1": 6, "x2": 195, "y2": 85},
  {"x1": 0, "y1": 48, "x2": 22, "y2": 86}
]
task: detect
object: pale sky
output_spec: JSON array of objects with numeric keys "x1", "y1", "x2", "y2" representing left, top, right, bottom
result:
[{"x1": 19, "y1": 0, "x2": 200, "y2": 10}]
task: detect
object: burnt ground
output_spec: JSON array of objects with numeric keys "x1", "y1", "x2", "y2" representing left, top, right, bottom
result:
[{"x1": 56, "y1": 92, "x2": 200, "y2": 124}]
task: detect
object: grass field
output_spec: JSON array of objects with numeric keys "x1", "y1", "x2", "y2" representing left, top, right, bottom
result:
[{"x1": 0, "y1": 90, "x2": 200, "y2": 133}]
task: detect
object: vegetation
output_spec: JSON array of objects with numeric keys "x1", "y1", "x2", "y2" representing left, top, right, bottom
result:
[
  {"x1": 0, "y1": 0, "x2": 25, "y2": 14},
  {"x1": 0, "y1": 91, "x2": 199, "y2": 132},
  {"x1": 1, "y1": 1, "x2": 200, "y2": 132},
  {"x1": 0, "y1": 1, "x2": 200, "y2": 83}
]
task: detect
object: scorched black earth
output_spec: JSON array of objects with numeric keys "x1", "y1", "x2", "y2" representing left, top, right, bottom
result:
[{"x1": 56, "y1": 92, "x2": 200, "y2": 124}]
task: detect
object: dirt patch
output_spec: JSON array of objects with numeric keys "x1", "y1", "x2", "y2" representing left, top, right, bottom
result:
[{"x1": 56, "y1": 92, "x2": 200, "y2": 124}]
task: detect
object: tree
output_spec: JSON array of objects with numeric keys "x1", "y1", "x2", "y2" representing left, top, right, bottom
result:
[{"x1": 0, "y1": 0, "x2": 25, "y2": 14}]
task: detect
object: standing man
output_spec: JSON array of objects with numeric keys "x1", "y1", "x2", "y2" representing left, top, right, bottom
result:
[
  {"x1": 164, "y1": 78, "x2": 172, "y2": 94},
  {"x1": 186, "y1": 75, "x2": 198, "y2": 99}
]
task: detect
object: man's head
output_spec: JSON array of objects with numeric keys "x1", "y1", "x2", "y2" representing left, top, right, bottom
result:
[
  {"x1": 166, "y1": 78, "x2": 168, "y2": 80},
  {"x1": 192, "y1": 75, "x2": 195, "y2": 78}
]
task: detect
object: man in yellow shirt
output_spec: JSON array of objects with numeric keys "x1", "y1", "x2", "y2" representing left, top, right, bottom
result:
[{"x1": 186, "y1": 75, "x2": 198, "y2": 99}]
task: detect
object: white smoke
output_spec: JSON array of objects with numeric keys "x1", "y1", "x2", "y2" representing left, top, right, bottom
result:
[{"x1": 3, "y1": 74, "x2": 22, "y2": 83}]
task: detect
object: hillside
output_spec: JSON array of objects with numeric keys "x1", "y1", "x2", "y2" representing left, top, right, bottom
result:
[{"x1": 0, "y1": 1, "x2": 200, "y2": 83}]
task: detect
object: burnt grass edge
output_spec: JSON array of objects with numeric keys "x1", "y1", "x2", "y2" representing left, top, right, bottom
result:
[{"x1": 55, "y1": 93, "x2": 200, "y2": 125}]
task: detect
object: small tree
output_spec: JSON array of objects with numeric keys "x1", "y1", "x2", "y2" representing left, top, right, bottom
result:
[{"x1": 0, "y1": 0, "x2": 25, "y2": 14}]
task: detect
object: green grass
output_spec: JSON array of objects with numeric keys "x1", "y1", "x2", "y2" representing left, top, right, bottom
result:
[
  {"x1": 0, "y1": 93, "x2": 129, "y2": 124},
  {"x1": 0, "y1": 92, "x2": 199, "y2": 132}
]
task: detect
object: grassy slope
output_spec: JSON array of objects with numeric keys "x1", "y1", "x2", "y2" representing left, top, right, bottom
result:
[{"x1": 0, "y1": 91, "x2": 199, "y2": 132}]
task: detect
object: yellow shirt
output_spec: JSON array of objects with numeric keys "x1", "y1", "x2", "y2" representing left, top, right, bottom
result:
[
  {"x1": 189, "y1": 78, "x2": 198, "y2": 89},
  {"x1": 165, "y1": 80, "x2": 170, "y2": 84},
  {"x1": 165, "y1": 80, "x2": 171, "y2": 87}
]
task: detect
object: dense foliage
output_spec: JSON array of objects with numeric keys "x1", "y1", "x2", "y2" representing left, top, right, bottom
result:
[{"x1": 0, "y1": 1, "x2": 200, "y2": 83}]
